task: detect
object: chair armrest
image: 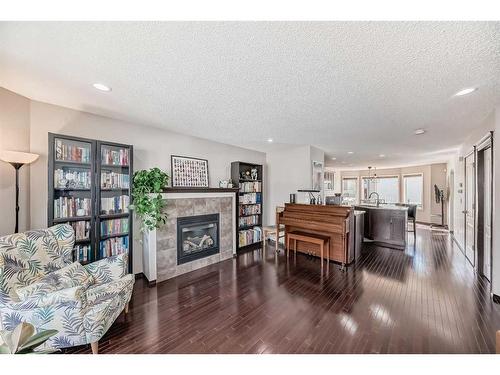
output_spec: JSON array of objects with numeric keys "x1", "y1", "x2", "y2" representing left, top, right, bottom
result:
[
  {"x1": 84, "y1": 253, "x2": 129, "y2": 285},
  {"x1": 7, "y1": 285, "x2": 86, "y2": 311}
]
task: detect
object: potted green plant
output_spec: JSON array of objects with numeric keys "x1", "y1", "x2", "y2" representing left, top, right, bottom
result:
[
  {"x1": 129, "y1": 167, "x2": 169, "y2": 231},
  {"x1": 0, "y1": 322, "x2": 58, "y2": 354}
]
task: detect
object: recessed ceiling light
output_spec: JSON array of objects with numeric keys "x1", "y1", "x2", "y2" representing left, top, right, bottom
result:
[
  {"x1": 348, "y1": 151, "x2": 354, "y2": 154},
  {"x1": 454, "y1": 87, "x2": 477, "y2": 96},
  {"x1": 379, "y1": 154, "x2": 385, "y2": 158},
  {"x1": 331, "y1": 157, "x2": 337, "y2": 160},
  {"x1": 267, "y1": 138, "x2": 273, "y2": 143},
  {"x1": 414, "y1": 129, "x2": 426, "y2": 135},
  {"x1": 93, "y1": 83, "x2": 112, "y2": 92}
]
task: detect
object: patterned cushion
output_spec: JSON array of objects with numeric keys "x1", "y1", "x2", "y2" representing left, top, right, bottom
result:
[{"x1": 16, "y1": 262, "x2": 94, "y2": 301}]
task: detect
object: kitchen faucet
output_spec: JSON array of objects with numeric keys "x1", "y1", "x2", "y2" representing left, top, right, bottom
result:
[{"x1": 369, "y1": 191, "x2": 380, "y2": 207}]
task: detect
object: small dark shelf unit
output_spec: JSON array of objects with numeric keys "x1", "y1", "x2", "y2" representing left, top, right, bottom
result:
[
  {"x1": 48, "y1": 133, "x2": 133, "y2": 273},
  {"x1": 231, "y1": 161, "x2": 263, "y2": 251}
]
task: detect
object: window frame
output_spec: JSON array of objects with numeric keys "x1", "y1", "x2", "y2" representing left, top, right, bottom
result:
[
  {"x1": 402, "y1": 173, "x2": 424, "y2": 210},
  {"x1": 341, "y1": 176, "x2": 359, "y2": 204},
  {"x1": 360, "y1": 174, "x2": 400, "y2": 204}
]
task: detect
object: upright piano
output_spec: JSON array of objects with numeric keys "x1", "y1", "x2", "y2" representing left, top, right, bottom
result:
[{"x1": 280, "y1": 203, "x2": 355, "y2": 265}]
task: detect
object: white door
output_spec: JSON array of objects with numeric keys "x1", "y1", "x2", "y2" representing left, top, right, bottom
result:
[
  {"x1": 464, "y1": 153, "x2": 475, "y2": 266},
  {"x1": 483, "y1": 147, "x2": 492, "y2": 280}
]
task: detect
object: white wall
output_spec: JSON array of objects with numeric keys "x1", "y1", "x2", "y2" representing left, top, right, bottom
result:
[
  {"x1": 28, "y1": 100, "x2": 266, "y2": 273},
  {"x1": 339, "y1": 163, "x2": 447, "y2": 224},
  {"x1": 0, "y1": 88, "x2": 31, "y2": 236},
  {"x1": 265, "y1": 145, "x2": 310, "y2": 225}
]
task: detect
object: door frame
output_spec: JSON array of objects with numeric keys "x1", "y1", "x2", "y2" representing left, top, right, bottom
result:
[
  {"x1": 476, "y1": 131, "x2": 494, "y2": 284},
  {"x1": 464, "y1": 148, "x2": 476, "y2": 267}
]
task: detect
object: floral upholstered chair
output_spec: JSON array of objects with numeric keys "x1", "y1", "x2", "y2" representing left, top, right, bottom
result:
[{"x1": 0, "y1": 224, "x2": 134, "y2": 354}]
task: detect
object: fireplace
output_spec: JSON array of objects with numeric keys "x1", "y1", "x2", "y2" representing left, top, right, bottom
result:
[{"x1": 177, "y1": 213, "x2": 220, "y2": 265}]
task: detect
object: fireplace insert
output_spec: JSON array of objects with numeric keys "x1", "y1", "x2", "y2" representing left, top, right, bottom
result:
[{"x1": 177, "y1": 213, "x2": 220, "y2": 265}]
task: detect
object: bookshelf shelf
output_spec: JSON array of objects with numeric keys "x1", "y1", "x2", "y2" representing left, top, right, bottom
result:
[
  {"x1": 48, "y1": 133, "x2": 133, "y2": 273},
  {"x1": 231, "y1": 161, "x2": 263, "y2": 252},
  {"x1": 99, "y1": 212, "x2": 130, "y2": 219},
  {"x1": 53, "y1": 216, "x2": 92, "y2": 223}
]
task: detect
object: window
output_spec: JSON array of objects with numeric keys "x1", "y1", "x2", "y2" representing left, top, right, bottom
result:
[
  {"x1": 342, "y1": 177, "x2": 358, "y2": 205},
  {"x1": 324, "y1": 171, "x2": 335, "y2": 191},
  {"x1": 362, "y1": 176, "x2": 399, "y2": 204},
  {"x1": 403, "y1": 174, "x2": 423, "y2": 208}
]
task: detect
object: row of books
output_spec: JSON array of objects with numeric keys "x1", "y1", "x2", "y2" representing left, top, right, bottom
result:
[
  {"x1": 54, "y1": 168, "x2": 91, "y2": 189},
  {"x1": 101, "y1": 148, "x2": 129, "y2": 166},
  {"x1": 54, "y1": 197, "x2": 92, "y2": 219},
  {"x1": 239, "y1": 192, "x2": 262, "y2": 204},
  {"x1": 101, "y1": 218, "x2": 129, "y2": 236},
  {"x1": 99, "y1": 236, "x2": 129, "y2": 258},
  {"x1": 74, "y1": 245, "x2": 93, "y2": 263},
  {"x1": 100, "y1": 195, "x2": 130, "y2": 214},
  {"x1": 238, "y1": 227, "x2": 262, "y2": 247},
  {"x1": 239, "y1": 181, "x2": 262, "y2": 193},
  {"x1": 239, "y1": 215, "x2": 260, "y2": 228},
  {"x1": 55, "y1": 140, "x2": 91, "y2": 163},
  {"x1": 239, "y1": 203, "x2": 261, "y2": 216},
  {"x1": 67, "y1": 220, "x2": 91, "y2": 241},
  {"x1": 101, "y1": 171, "x2": 130, "y2": 189}
]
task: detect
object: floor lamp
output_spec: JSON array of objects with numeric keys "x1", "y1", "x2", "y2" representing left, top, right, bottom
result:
[{"x1": 0, "y1": 150, "x2": 39, "y2": 233}]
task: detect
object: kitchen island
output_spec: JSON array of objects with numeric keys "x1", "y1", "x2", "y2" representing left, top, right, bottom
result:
[{"x1": 354, "y1": 204, "x2": 408, "y2": 249}]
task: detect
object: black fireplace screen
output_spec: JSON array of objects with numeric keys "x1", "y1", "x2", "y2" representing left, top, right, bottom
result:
[{"x1": 177, "y1": 213, "x2": 220, "y2": 265}]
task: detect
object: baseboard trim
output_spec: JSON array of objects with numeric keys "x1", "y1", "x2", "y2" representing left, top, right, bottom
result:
[
  {"x1": 134, "y1": 272, "x2": 156, "y2": 287},
  {"x1": 451, "y1": 233, "x2": 465, "y2": 253}
]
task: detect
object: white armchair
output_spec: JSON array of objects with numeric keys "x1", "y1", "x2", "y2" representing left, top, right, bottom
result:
[{"x1": 0, "y1": 224, "x2": 134, "y2": 353}]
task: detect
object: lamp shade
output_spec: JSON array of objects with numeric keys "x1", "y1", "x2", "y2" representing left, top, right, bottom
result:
[{"x1": 0, "y1": 150, "x2": 39, "y2": 165}]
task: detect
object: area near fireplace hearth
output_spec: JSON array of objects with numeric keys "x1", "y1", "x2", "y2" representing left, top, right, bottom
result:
[{"x1": 142, "y1": 188, "x2": 238, "y2": 284}]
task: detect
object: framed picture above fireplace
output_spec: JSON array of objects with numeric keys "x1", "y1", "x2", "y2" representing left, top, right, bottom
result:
[{"x1": 171, "y1": 155, "x2": 209, "y2": 188}]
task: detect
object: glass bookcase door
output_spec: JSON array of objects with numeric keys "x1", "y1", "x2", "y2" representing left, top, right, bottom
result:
[
  {"x1": 51, "y1": 136, "x2": 95, "y2": 264},
  {"x1": 97, "y1": 142, "x2": 132, "y2": 267}
]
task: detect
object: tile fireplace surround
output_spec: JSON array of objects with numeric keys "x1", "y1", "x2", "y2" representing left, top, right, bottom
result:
[{"x1": 142, "y1": 188, "x2": 238, "y2": 284}]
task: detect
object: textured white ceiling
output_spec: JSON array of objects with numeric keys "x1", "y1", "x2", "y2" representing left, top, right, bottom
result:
[{"x1": 1, "y1": 22, "x2": 499, "y2": 169}]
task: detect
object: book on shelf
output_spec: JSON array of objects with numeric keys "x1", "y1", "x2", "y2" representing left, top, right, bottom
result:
[
  {"x1": 101, "y1": 171, "x2": 130, "y2": 189},
  {"x1": 100, "y1": 195, "x2": 130, "y2": 215},
  {"x1": 54, "y1": 197, "x2": 91, "y2": 219},
  {"x1": 239, "y1": 181, "x2": 262, "y2": 193},
  {"x1": 238, "y1": 227, "x2": 262, "y2": 247},
  {"x1": 239, "y1": 192, "x2": 261, "y2": 204},
  {"x1": 239, "y1": 215, "x2": 260, "y2": 228},
  {"x1": 74, "y1": 244, "x2": 92, "y2": 263},
  {"x1": 55, "y1": 139, "x2": 91, "y2": 163},
  {"x1": 239, "y1": 204, "x2": 261, "y2": 216},
  {"x1": 101, "y1": 218, "x2": 129, "y2": 236},
  {"x1": 99, "y1": 236, "x2": 129, "y2": 258},
  {"x1": 54, "y1": 168, "x2": 91, "y2": 189},
  {"x1": 101, "y1": 147, "x2": 129, "y2": 166},
  {"x1": 64, "y1": 220, "x2": 91, "y2": 241}
]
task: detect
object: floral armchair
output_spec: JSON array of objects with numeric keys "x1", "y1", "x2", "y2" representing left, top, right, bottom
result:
[{"x1": 0, "y1": 224, "x2": 134, "y2": 353}]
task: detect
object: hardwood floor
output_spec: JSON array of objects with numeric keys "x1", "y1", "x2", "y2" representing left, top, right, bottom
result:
[{"x1": 67, "y1": 225, "x2": 500, "y2": 354}]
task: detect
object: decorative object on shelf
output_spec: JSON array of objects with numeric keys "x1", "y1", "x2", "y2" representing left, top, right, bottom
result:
[
  {"x1": 0, "y1": 322, "x2": 58, "y2": 354},
  {"x1": 227, "y1": 179, "x2": 234, "y2": 188},
  {"x1": 129, "y1": 167, "x2": 169, "y2": 232},
  {"x1": 251, "y1": 167, "x2": 258, "y2": 180},
  {"x1": 0, "y1": 150, "x2": 39, "y2": 233},
  {"x1": 171, "y1": 155, "x2": 209, "y2": 188},
  {"x1": 219, "y1": 180, "x2": 228, "y2": 188},
  {"x1": 290, "y1": 193, "x2": 296, "y2": 203},
  {"x1": 298, "y1": 189, "x2": 321, "y2": 205}
]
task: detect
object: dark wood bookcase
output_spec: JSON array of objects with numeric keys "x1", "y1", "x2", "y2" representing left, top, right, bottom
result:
[
  {"x1": 231, "y1": 161, "x2": 263, "y2": 251},
  {"x1": 48, "y1": 133, "x2": 133, "y2": 273}
]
